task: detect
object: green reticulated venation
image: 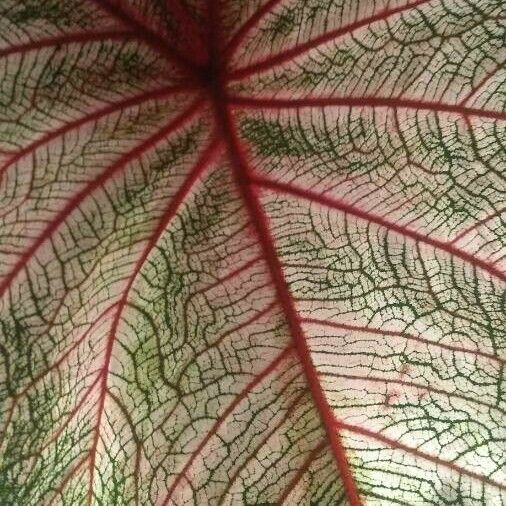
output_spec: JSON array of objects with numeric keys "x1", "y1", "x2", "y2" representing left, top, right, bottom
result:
[{"x1": 0, "y1": 0, "x2": 505, "y2": 505}]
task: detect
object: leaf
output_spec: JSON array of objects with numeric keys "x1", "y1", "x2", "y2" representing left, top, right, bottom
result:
[{"x1": 0, "y1": 0, "x2": 505, "y2": 504}]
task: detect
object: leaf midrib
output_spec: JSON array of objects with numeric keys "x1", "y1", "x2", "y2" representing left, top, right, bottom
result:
[{"x1": 204, "y1": 3, "x2": 363, "y2": 503}]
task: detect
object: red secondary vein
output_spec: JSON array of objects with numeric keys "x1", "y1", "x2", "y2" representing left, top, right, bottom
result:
[
  {"x1": 0, "y1": 99, "x2": 204, "y2": 300},
  {"x1": 228, "y1": 95, "x2": 506, "y2": 122},
  {"x1": 35, "y1": 373, "x2": 102, "y2": 457},
  {"x1": 86, "y1": 137, "x2": 222, "y2": 504},
  {"x1": 216, "y1": 390, "x2": 308, "y2": 506},
  {"x1": 320, "y1": 372, "x2": 505, "y2": 414},
  {"x1": 0, "y1": 303, "x2": 117, "y2": 449},
  {"x1": 252, "y1": 176, "x2": 506, "y2": 282},
  {"x1": 16, "y1": 304, "x2": 118, "y2": 399},
  {"x1": 0, "y1": 29, "x2": 134, "y2": 59},
  {"x1": 450, "y1": 207, "x2": 506, "y2": 244},
  {"x1": 165, "y1": 0, "x2": 203, "y2": 39},
  {"x1": 159, "y1": 347, "x2": 293, "y2": 505},
  {"x1": 193, "y1": 254, "x2": 263, "y2": 294},
  {"x1": 213, "y1": 99, "x2": 363, "y2": 504},
  {"x1": 302, "y1": 317, "x2": 505, "y2": 365},
  {"x1": 88, "y1": 0, "x2": 199, "y2": 75},
  {"x1": 48, "y1": 454, "x2": 89, "y2": 505},
  {"x1": 165, "y1": 0, "x2": 208, "y2": 65},
  {"x1": 177, "y1": 300, "x2": 280, "y2": 383},
  {"x1": 459, "y1": 61, "x2": 505, "y2": 106},
  {"x1": 224, "y1": 0, "x2": 284, "y2": 59},
  {"x1": 278, "y1": 440, "x2": 327, "y2": 505},
  {"x1": 336, "y1": 421, "x2": 506, "y2": 490},
  {"x1": 106, "y1": 388, "x2": 143, "y2": 506},
  {"x1": 229, "y1": 0, "x2": 432, "y2": 80},
  {"x1": 0, "y1": 85, "x2": 187, "y2": 185}
]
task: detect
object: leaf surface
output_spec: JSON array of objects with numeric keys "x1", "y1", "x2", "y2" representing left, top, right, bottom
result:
[{"x1": 0, "y1": 0, "x2": 505, "y2": 504}]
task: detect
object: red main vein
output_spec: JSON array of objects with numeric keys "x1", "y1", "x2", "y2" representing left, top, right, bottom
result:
[
  {"x1": 207, "y1": 2, "x2": 362, "y2": 503},
  {"x1": 198, "y1": 49, "x2": 364, "y2": 504},
  {"x1": 214, "y1": 97, "x2": 362, "y2": 506}
]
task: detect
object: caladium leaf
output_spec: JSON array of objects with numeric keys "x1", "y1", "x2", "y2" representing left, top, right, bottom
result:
[{"x1": 0, "y1": 0, "x2": 505, "y2": 504}]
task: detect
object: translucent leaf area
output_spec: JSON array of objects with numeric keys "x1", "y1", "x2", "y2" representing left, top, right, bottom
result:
[{"x1": 0, "y1": 1, "x2": 505, "y2": 504}]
